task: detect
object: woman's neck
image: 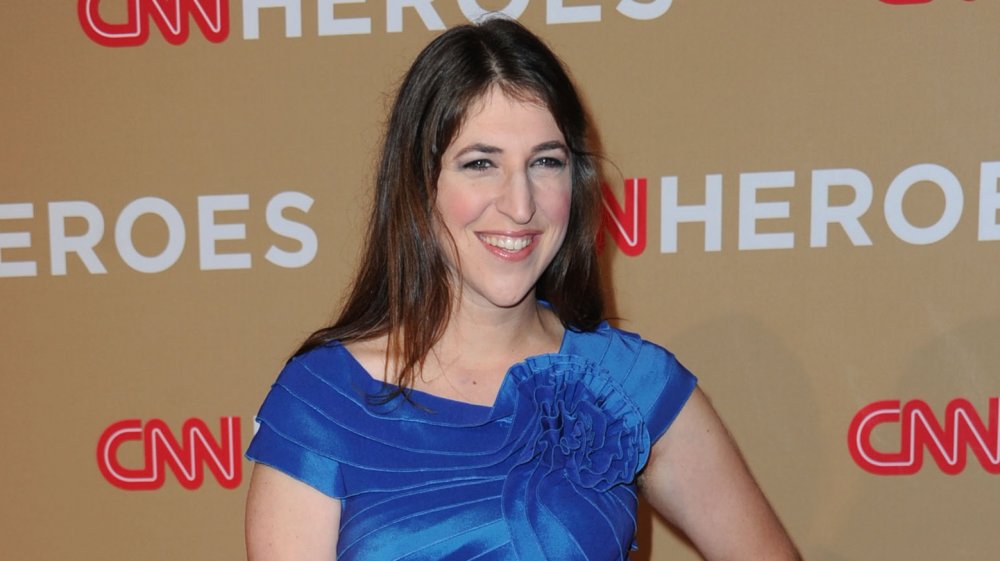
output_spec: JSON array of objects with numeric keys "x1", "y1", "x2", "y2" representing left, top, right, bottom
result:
[
  {"x1": 439, "y1": 295, "x2": 559, "y2": 359},
  {"x1": 403, "y1": 295, "x2": 563, "y2": 405}
]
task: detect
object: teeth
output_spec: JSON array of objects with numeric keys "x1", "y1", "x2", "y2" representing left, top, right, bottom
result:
[{"x1": 481, "y1": 235, "x2": 532, "y2": 252}]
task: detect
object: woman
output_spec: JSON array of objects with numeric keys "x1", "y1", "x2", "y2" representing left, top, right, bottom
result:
[{"x1": 245, "y1": 17, "x2": 799, "y2": 561}]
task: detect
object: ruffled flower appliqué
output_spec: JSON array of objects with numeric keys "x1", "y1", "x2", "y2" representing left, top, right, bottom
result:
[
  {"x1": 499, "y1": 354, "x2": 650, "y2": 560},
  {"x1": 511, "y1": 354, "x2": 650, "y2": 491}
]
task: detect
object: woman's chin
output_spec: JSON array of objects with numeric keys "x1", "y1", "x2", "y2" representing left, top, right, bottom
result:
[{"x1": 461, "y1": 287, "x2": 536, "y2": 311}]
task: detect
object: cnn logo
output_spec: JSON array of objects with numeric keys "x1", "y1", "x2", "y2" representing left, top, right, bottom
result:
[
  {"x1": 97, "y1": 417, "x2": 242, "y2": 490},
  {"x1": 78, "y1": 0, "x2": 229, "y2": 47},
  {"x1": 848, "y1": 398, "x2": 999, "y2": 475}
]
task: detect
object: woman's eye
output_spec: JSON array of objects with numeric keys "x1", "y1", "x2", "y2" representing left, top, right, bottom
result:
[
  {"x1": 529, "y1": 157, "x2": 567, "y2": 178},
  {"x1": 532, "y1": 157, "x2": 566, "y2": 170},
  {"x1": 462, "y1": 159, "x2": 494, "y2": 171}
]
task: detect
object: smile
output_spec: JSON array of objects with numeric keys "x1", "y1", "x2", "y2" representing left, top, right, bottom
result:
[{"x1": 478, "y1": 234, "x2": 534, "y2": 253}]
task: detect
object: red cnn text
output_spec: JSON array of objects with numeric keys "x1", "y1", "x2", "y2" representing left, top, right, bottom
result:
[
  {"x1": 602, "y1": 178, "x2": 647, "y2": 256},
  {"x1": 97, "y1": 417, "x2": 242, "y2": 490},
  {"x1": 848, "y1": 398, "x2": 1000, "y2": 475},
  {"x1": 78, "y1": 0, "x2": 229, "y2": 47}
]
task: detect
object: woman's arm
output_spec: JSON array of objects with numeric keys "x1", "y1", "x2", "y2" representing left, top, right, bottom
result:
[
  {"x1": 245, "y1": 463, "x2": 342, "y2": 561},
  {"x1": 641, "y1": 388, "x2": 801, "y2": 561}
]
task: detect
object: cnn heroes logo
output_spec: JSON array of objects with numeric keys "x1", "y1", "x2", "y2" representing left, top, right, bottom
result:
[
  {"x1": 79, "y1": 0, "x2": 673, "y2": 47},
  {"x1": 0, "y1": 191, "x2": 316, "y2": 277},
  {"x1": 601, "y1": 161, "x2": 1000, "y2": 256}
]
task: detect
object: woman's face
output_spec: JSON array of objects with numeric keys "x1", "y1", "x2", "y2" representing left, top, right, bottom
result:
[{"x1": 435, "y1": 88, "x2": 572, "y2": 311}]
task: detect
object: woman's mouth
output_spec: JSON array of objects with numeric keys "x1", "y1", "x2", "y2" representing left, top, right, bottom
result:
[
  {"x1": 477, "y1": 233, "x2": 537, "y2": 260},
  {"x1": 479, "y1": 234, "x2": 532, "y2": 252}
]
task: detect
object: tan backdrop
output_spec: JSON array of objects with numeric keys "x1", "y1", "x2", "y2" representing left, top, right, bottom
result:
[{"x1": 2, "y1": 1, "x2": 998, "y2": 560}]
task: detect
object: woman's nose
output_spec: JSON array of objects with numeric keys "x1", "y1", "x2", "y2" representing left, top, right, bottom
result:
[{"x1": 495, "y1": 170, "x2": 536, "y2": 224}]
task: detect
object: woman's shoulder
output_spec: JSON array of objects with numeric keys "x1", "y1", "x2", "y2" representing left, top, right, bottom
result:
[
  {"x1": 273, "y1": 339, "x2": 370, "y2": 397},
  {"x1": 562, "y1": 322, "x2": 694, "y2": 388},
  {"x1": 565, "y1": 322, "x2": 679, "y2": 363},
  {"x1": 563, "y1": 322, "x2": 698, "y2": 440},
  {"x1": 284, "y1": 335, "x2": 387, "y2": 379},
  {"x1": 340, "y1": 336, "x2": 390, "y2": 383}
]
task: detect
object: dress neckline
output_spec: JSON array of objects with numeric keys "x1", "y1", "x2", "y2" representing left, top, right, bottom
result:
[{"x1": 334, "y1": 326, "x2": 572, "y2": 421}]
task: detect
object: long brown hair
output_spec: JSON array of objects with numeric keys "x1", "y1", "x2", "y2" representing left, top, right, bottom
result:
[{"x1": 297, "y1": 17, "x2": 604, "y2": 399}]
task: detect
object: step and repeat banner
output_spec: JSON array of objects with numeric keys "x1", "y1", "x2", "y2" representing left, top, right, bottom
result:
[{"x1": 2, "y1": 1, "x2": 997, "y2": 560}]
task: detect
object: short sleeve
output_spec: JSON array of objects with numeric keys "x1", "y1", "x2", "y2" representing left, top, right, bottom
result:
[
  {"x1": 624, "y1": 340, "x2": 698, "y2": 443},
  {"x1": 561, "y1": 323, "x2": 698, "y2": 444},
  {"x1": 245, "y1": 354, "x2": 349, "y2": 499}
]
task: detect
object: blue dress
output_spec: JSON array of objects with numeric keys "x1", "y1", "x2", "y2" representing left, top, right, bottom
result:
[{"x1": 246, "y1": 322, "x2": 696, "y2": 560}]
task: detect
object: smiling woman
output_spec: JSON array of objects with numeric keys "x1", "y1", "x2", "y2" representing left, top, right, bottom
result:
[
  {"x1": 244, "y1": 16, "x2": 800, "y2": 561},
  {"x1": 435, "y1": 89, "x2": 573, "y2": 311}
]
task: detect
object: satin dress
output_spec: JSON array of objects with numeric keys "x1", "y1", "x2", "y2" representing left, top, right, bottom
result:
[{"x1": 246, "y1": 322, "x2": 696, "y2": 560}]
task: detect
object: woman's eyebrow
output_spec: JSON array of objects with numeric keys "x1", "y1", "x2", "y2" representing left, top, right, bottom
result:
[
  {"x1": 452, "y1": 140, "x2": 566, "y2": 158},
  {"x1": 454, "y1": 143, "x2": 502, "y2": 157},
  {"x1": 532, "y1": 140, "x2": 568, "y2": 153}
]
